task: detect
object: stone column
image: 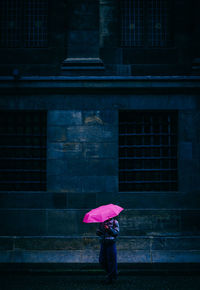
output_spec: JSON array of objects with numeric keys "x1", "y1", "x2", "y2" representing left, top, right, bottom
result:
[{"x1": 62, "y1": 0, "x2": 104, "y2": 74}]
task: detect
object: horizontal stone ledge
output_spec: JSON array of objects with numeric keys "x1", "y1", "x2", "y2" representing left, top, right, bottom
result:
[
  {"x1": 1, "y1": 236, "x2": 200, "y2": 251},
  {"x1": 1, "y1": 263, "x2": 200, "y2": 274},
  {"x1": 0, "y1": 250, "x2": 151, "y2": 263},
  {"x1": 1, "y1": 235, "x2": 200, "y2": 237},
  {"x1": 1, "y1": 250, "x2": 200, "y2": 264},
  {"x1": 1, "y1": 76, "x2": 200, "y2": 81},
  {"x1": 0, "y1": 76, "x2": 200, "y2": 91},
  {"x1": 152, "y1": 251, "x2": 200, "y2": 263}
]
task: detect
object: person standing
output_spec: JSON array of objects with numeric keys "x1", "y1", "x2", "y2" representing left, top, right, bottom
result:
[{"x1": 96, "y1": 217, "x2": 120, "y2": 284}]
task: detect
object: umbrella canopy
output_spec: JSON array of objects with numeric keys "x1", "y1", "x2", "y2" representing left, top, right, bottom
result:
[{"x1": 83, "y1": 203, "x2": 124, "y2": 223}]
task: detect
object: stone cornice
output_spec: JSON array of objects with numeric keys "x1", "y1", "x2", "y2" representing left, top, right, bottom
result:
[{"x1": 0, "y1": 76, "x2": 200, "y2": 93}]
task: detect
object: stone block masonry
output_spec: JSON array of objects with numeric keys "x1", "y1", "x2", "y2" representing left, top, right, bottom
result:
[{"x1": 47, "y1": 110, "x2": 118, "y2": 197}]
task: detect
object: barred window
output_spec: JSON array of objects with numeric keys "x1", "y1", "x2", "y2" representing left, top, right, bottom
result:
[
  {"x1": 0, "y1": 0, "x2": 49, "y2": 48},
  {"x1": 0, "y1": 111, "x2": 47, "y2": 191},
  {"x1": 121, "y1": 0, "x2": 172, "y2": 47},
  {"x1": 119, "y1": 111, "x2": 178, "y2": 192}
]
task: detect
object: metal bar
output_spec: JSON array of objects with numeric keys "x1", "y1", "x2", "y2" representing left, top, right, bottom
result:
[
  {"x1": 0, "y1": 157, "x2": 45, "y2": 160},
  {"x1": 0, "y1": 181, "x2": 46, "y2": 184},
  {"x1": 142, "y1": 114, "x2": 144, "y2": 169},
  {"x1": 0, "y1": 133, "x2": 46, "y2": 136},
  {"x1": 133, "y1": 0, "x2": 135, "y2": 45},
  {"x1": 152, "y1": 0, "x2": 154, "y2": 47},
  {"x1": 119, "y1": 180, "x2": 177, "y2": 184},
  {"x1": 119, "y1": 145, "x2": 176, "y2": 148},
  {"x1": 6, "y1": 0, "x2": 8, "y2": 46},
  {"x1": 119, "y1": 133, "x2": 176, "y2": 136},
  {"x1": 129, "y1": 0, "x2": 131, "y2": 45},
  {"x1": 160, "y1": 0, "x2": 162, "y2": 45},
  {"x1": 0, "y1": 169, "x2": 46, "y2": 172},
  {"x1": 120, "y1": 121, "x2": 171, "y2": 124},
  {"x1": 121, "y1": 0, "x2": 123, "y2": 45},
  {"x1": 119, "y1": 157, "x2": 176, "y2": 159},
  {"x1": 124, "y1": 0, "x2": 127, "y2": 45},
  {"x1": 120, "y1": 169, "x2": 177, "y2": 172},
  {"x1": 0, "y1": 145, "x2": 46, "y2": 148}
]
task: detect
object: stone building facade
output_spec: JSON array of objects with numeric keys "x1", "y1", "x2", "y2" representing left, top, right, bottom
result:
[{"x1": 0, "y1": 0, "x2": 200, "y2": 267}]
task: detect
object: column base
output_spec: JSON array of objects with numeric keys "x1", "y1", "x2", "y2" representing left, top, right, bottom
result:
[
  {"x1": 192, "y1": 58, "x2": 200, "y2": 75},
  {"x1": 61, "y1": 58, "x2": 105, "y2": 76}
]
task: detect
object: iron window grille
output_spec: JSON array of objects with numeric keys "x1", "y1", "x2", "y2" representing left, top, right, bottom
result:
[
  {"x1": 0, "y1": 111, "x2": 47, "y2": 191},
  {"x1": 119, "y1": 111, "x2": 178, "y2": 192},
  {"x1": 0, "y1": 0, "x2": 49, "y2": 48},
  {"x1": 121, "y1": 0, "x2": 172, "y2": 47}
]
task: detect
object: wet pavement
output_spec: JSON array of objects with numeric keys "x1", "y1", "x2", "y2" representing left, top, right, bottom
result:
[{"x1": 1, "y1": 272, "x2": 200, "y2": 290}]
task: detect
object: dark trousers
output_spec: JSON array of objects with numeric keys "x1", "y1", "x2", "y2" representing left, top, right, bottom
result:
[{"x1": 99, "y1": 241, "x2": 117, "y2": 281}]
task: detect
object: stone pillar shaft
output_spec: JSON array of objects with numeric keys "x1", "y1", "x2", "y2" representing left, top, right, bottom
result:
[{"x1": 62, "y1": 0, "x2": 104, "y2": 74}]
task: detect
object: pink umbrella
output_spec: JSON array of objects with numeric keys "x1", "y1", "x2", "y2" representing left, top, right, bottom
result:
[{"x1": 83, "y1": 204, "x2": 124, "y2": 223}]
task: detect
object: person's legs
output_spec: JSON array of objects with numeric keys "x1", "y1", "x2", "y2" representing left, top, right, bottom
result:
[
  {"x1": 99, "y1": 242, "x2": 108, "y2": 273},
  {"x1": 105, "y1": 242, "x2": 117, "y2": 282}
]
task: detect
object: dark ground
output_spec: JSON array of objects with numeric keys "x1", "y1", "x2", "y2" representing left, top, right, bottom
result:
[{"x1": 0, "y1": 272, "x2": 200, "y2": 290}]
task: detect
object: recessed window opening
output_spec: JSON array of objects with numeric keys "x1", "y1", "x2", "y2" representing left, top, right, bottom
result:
[
  {"x1": 119, "y1": 110, "x2": 178, "y2": 192},
  {"x1": 121, "y1": 0, "x2": 172, "y2": 47},
  {"x1": 0, "y1": 111, "x2": 47, "y2": 191},
  {"x1": 0, "y1": 0, "x2": 49, "y2": 48}
]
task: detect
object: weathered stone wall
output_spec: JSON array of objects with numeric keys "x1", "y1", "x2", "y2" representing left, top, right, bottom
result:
[
  {"x1": 0, "y1": 91, "x2": 200, "y2": 264},
  {"x1": 47, "y1": 110, "x2": 118, "y2": 196}
]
